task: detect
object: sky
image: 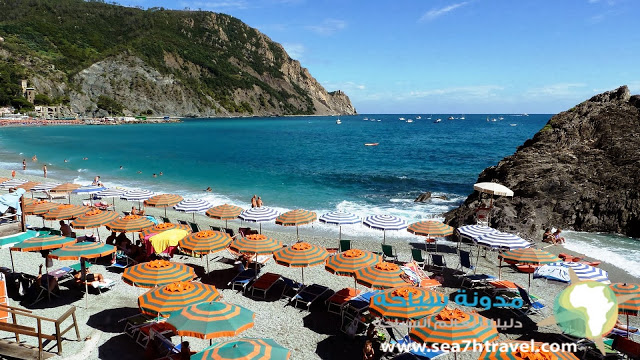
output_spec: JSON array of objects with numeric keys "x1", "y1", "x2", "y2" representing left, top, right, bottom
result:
[{"x1": 114, "y1": 0, "x2": 640, "y2": 114}]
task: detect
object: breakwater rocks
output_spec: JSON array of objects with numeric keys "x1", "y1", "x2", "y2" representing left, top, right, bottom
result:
[{"x1": 445, "y1": 86, "x2": 640, "y2": 239}]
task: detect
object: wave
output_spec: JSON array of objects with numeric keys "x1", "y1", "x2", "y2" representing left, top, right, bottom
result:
[{"x1": 563, "y1": 231, "x2": 640, "y2": 278}]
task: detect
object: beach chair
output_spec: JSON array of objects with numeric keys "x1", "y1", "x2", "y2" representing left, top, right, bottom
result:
[
  {"x1": 188, "y1": 222, "x2": 200, "y2": 233},
  {"x1": 89, "y1": 278, "x2": 116, "y2": 294},
  {"x1": 135, "y1": 321, "x2": 174, "y2": 347},
  {"x1": 177, "y1": 220, "x2": 188, "y2": 226},
  {"x1": 339, "y1": 239, "x2": 351, "y2": 252},
  {"x1": 326, "y1": 287, "x2": 360, "y2": 314},
  {"x1": 340, "y1": 291, "x2": 378, "y2": 335},
  {"x1": 161, "y1": 217, "x2": 170, "y2": 223},
  {"x1": 122, "y1": 313, "x2": 154, "y2": 338},
  {"x1": 228, "y1": 269, "x2": 257, "y2": 292},
  {"x1": 612, "y1": 334, "x2": 640, "y2": 359},
  {"x1": 290, "y1": 284, "x2": 332, "y2": 309},
  {"x1": 225, "y1": 228, "x2": 235, "y2": 238},
  {"x1": 109, "y1": 250, "x2": 137, "y2": 270},
  {"x1": 280, "y1": 277, "x2": 304, "y2": 303},
  {"x1": 475, "y1": 206, "x2": 491, "y2": 226},
  {"x1": 210, "y1": 225, "x2": 221, "y2": 232},
  {"x1": 149, "y1": 328, "x2": 181, "y2": 358},
  {"x1": 429, "y1": 254, "x2": 446, "y2": 272},
  {"x1": 411, "y1": 248, "x2": 426, "y2": 268},
  {"x1": 249, "y1": 272, "x2": 282, "y2": 299},
  {"x1": 25, "y1": 275, "x2": 59, "y2": 305},
  {"x1": 239, "y1": 227, "x2": 251, "y2": 237},
  {"x1": 381, "y1": 244, "x2": 398, "y2": 263},
  {"x1": 515, "y1": 286, "x2": 546, "y2": 316}
]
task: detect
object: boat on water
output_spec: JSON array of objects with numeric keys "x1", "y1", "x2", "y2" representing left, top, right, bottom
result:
[
  {"x1": 407, "y1": 119, "x2": 413, "y2": 123},
  {"x1": 336, "y1": 119, "x2": 342, "y2": 124},
  {"x1": 447, "y1": 116, "x2": 454, "y2": 120},
  {"x1": 399, "y1": 117, "x2": 405, "y2": 121},
  {"x1": 434, "y1": 118, "x2": 442, "y2": 123},
  {"x1": 460, "y1": 115, "x2": 465, "y2": 120},
  {"x1": 416, "y1": 116, "x2": 421, "y2": 119},
  {"x1": 363, "y1": 117, "x2": 368, "y2": 120},
  {"x1": 523, "y1": 113, "x2": 529, "y2": 116},
  {"x1": 364, "y1": 143, "x2": 379, "y2": 146},
  {"x1": 499, "y1": 116, "x2": 504, "y2": 120},
  {"x1": 510, "y1": 123, "x2": 517, "y2": 126}
]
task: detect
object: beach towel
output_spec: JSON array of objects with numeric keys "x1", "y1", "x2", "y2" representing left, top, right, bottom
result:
[
  {"x1": 0, "y1": 188, "x2": 25, "y2": 215},
  {"x1": 149, "y1": 229, "x2": 188, "y2": 254}
]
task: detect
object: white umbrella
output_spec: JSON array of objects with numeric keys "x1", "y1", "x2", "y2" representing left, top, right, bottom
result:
[
  {"x1": 474, "y1": 182, "x2": 514, "y2": 207},
  {"x1": 457, "y1": 225, "x2": 499, "y2": 242},
  {"x1": 121, "y1": 189, "x2": 155, "y2": 210},
  {"x1": 238, "y1": 207, "x2": 280, "y2": 234},
  {"x1": 319, "y1": 211, "x2": 361, "y2": 241},
  {"x1": 0, "y1": 179, "x2": 28, "y2": 189},
  {"x1": 363, "y1": 214, "x2": 407, "y2": 244},
  {"x1": 472, "y1": 231, "x2": 530, "y2": 274},
  {"x1": 534, "y1": 262, "x2": 610, "y2": 284},
  {"x1": 173, "y1": 199, "x2": 212, "y2": 222}
]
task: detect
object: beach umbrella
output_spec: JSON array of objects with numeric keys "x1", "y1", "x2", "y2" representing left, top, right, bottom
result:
[
  {"x1": 23, "y1": 200, "x2": 58, "y2": 215},
  {"x1": 478, "y1": 340, "x2": 579, "y2": 360},
  {"x1": 70, "y1": 209, "x2": 118, "y2": 241},
  {"x1": 363, "y1": 214, "x2": 407, "y2": 244},
  {"x1": 179, "y1": 230, "x2": 232, "y2": 273},
  {"x1": 72, "y1": 185, "x2": 106, "y2": 195},
  {"x1": 138, "y1": 281, "x2": 220, "y2": 317},
  {"x1": 31, "y1": 182, "x2": 60, "y2": 193},
  {"x1": 16, "y1": 181, "x2": 40, "y2": 192},
  {"x1": 43, "y1": 204, "x2": 90, "y2": 220},
  {"x1": 370, "y1": 286, "x2": 447, "y2": 322},
  {"x1": 121, "y1": 189, "x2": 155, "y2": 210},
  {"x1": 325, "y1": 249, "x2": 382, "y2": 287},
  {"x1": 534, "y1": 262, "x2": 610, "y2": 284},
  {"x1": 474, "y1": 182, "x2": 514, "y2": 207},
  {"x1": 0, "y1": 178, "x2": 28, "y2": 189},
  {"x1": 610, "y1": 283, "x2": 640, "y2": 337},
  {"x1": 23, "y1": 197, "x2": 35, "y2": 206},
  {"x1": 229, "y1": 234, "x2": 282, "y2": 265},
  {"x1": 174, "y1": 198, "x2": 212, "y2": 222},
  {"x1": 11, "y1": 234, "x2": 76, "y2": 252},
  {"x1": 206, "y1": 204, "x2": 244, "y2": 229},
  {"x1": 273, "y1": 242, "x2": 328, "y2": 284},
  {"x1": 408, "y1": 220, "x2": 454, "y2": 252},
  {"x1": 409, "y1": 308, "x2": 499, "y2": 359},
  {"x1": 0, "y1": 230, "x2": 39, "y2": 271},
  {"x1": 319, "y1": 210, "x2": 361, "y2": 241},
  {"x1": 474, "y1": 232, "x2": 530, "y2": 250},
  {"x1": 499, "y1": 248, "x2": 560, "y2": 287},
  {"x1": 48, "y1": 241, "x2": 117, "y2": 308},
  {"x1": 275, "y1": 209, "x2": 317, "y2": 242},
  {"x1": 96, "y1": 188, "x2": 126, "y2": 209},
  {"x1": 457, "y1": 225, "x2": 499, "y2": 242},
  {"x1": 122, "y1": 259, "x2": 196, "y2": 288},
  {"x1": 191, "y1": 338, "x2": 291, "y2": 360},
  {"x1": 144, "y1": 194, "x2": 183, "y2": 217},
  {"x1": 238, "y1": 207, "x2": 280, "y2": 234},
  {"x1": 50, "y1": 183, "x2": 82, "y2": 203},
  {"x1": 140, "y1": 222, "x2": 191, "y2": 238},
  {"x1": 106, "y1": 214, "x2": 154, "y2": 233},
  {"x1": 355, "y1": 261, "x2": 408, "y2": 289},
  {"x1": 0, "y1": 177, "x2": 8, "y2": 184},
  {"x1": 164, "y1": 301, "x2": 254, "y2": 340}
]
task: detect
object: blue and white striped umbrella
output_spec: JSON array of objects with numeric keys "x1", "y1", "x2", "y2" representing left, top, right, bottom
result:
[
  {"x1": 457, "y1": 225, "x2": 499, "y2": 241},
  {"x1": 96, "y1": 188, "x2": 126, "y2": 198},
  {"x1": 121, "y1": 189, "x2": 155, "y2": 201},
  {"x1": 238, "y1": 207, "x2": 280, "y2": 234},
  {"x1": 363, "y1": 214, "x2": 407, "y2": 244},
  {"x1": 31, "y1": 182, "x2": 60, "y2": 192},
  {"x1": 534, "y1": 262, "x2": 610, "y2": 284},
  {"x1": 473, "y1": 231, "x2": 531, "y2": 249},
  {"x1": 0, "y1": 179, "x2": 28, "y2": 188},
  {"x1": 319, "y1": 211, "x2": 361, "y2": 240},
  {"x1": 72, "y1": 185, "x2": 106, "y2": 194},
  {"x1": 174, "y1": 199, "x2": 212, "y2": 221}
]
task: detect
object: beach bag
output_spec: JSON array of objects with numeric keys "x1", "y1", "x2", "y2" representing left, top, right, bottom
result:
[{"x1": 346, "y1": 318, "x2": 358, "y2": 338}]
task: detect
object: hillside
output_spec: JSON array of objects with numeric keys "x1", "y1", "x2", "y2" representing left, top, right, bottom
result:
[
  {"x1": 0, "y1": 0, "x2": 356, "y2": 117},
  {"x1": 445, "y1": 86, "x2": 640, "y2": 239}
]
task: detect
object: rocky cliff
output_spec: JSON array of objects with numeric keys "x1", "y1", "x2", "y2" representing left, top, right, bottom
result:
[
  {"x1": 445, "y1": 86, "x2": 640, "y2": 239},
  {"x1": 0, "y1": 0, "x2": 356, "y2": 117}
]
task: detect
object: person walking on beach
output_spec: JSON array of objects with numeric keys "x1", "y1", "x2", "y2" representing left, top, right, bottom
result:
[
  {"x1": 43, "y1": 164, "x2": 47, "y2": 178},
  {"x1": 11, "y1": 170, "x2": 15, "y2": 178},
  {"x1": 256, "y1": 196, "x2": 263, "y2": 207},
  {"x1": 22, "y1": 159, "x2": 26, "y2": 170},
  {"x1": 251, "y1": 195, "x2": 257, "y2": 208}
]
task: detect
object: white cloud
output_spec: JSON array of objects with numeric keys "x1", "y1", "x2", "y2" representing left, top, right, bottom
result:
[
  {"x1": 406, "y1": 85, "x2": 504, "y2": 99},
  {"x1": 322, "y1": 81, "x2": 366, "y2": 92},
  {"x1": 305, "y1": 19, "x2": 347, "y2": 35},
  {"x1": 526, "y1": 83, "x2": 587, "y2": 97},
  {"x1": 282, "y1": 43, "x2": 305, "y2": 60},
  {"x1": 419, "y1": 2, "x2": 469, "y2": 22}
]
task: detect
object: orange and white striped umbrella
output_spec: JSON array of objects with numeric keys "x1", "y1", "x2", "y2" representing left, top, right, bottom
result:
[
  {"x1": 16, "y1": 181, "x2": 40, "y2": 191},
  {"x1": 144, "y1": 194, "x2": 183, "y2": 216},
  {"x1": 50, "y1": 182, "x2": 82, "y2": 193},
  {"x1": 138, "y1": 281, "x2": 220, "y2": 317},
  {"x1": 409, "y1": 308, "x2": 498, "y2": 347},
  {"x1": 140, "y1": 222, "x2": 191, "y2": 238},
  {"x1": 275, "y1": 209, "x2": 317, "y2": 241},
  {"x1": 355, "y1": 261, "x2": 407, "y2": 289},
  {"x1": 123, "y1": 260, "x2": 195, "y2": 288},
  {"x1": 23, "y1": 200, "x2": 58, "y2": 215},
  {"x1": 478, "y1": 340, "x2": 579, "y2": 360},
  {"x1": 43, "y1": 204, "x2": 90, "y2": 220},
  {"x1": 106, "y1": 215, "x2": 154, "y2": 233},
  {"x1": 206, "y1": 204, "x2": 244, "y2": 229},
  {"x1": 71, "y1": 209, "x2": 119, "y2": 229}
]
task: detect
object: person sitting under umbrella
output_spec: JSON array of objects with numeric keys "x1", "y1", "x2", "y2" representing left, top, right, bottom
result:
[
  {"x1": 73, "y1": 268, "x2": 106, "y2": 284},
  {"x1": 553, "y1": 229, "x2": 566, "y2": 244},
  {"x1": 59, "y1": 220, "x2": 75, "y2": 238}
]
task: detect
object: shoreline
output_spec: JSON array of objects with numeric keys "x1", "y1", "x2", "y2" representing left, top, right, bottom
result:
[{"x1": 0, "y1": 168, "x2": 638, "y2": 359}]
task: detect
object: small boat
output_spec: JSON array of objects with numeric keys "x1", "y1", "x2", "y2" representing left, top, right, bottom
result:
[
  {"x1": 434, "y1": 118, "x2": 441, "y2": 123},
  {"x1": 460, "y1": 115, "x2": 465, "y2": 120},
  {"x1": 510, "y1": 123, "x2": 517, "y2": 126},
  {"x1": 336, "y1": 119, "x2": 342, "y2": 124},
  {"x1": 499, "y1": 116, "x2": 504, "y2": 120},
  {"x1": 407, "y1": 119, "x2": 413, "y2": 123},
  {"x1": 377, "y1": 120, "x2": 381, "y2": 122},
  {"x1": 448, "y1": 116, "x2": 454, "y2": 120},
  {"x1": 416, "y1": 116, "x2": 421, "y2": 119},
  {"x1": 363, "y1": 117, "x2": 368, "y2": 120},
  {"x1": 364, "y1": 143, "x2": 379, "y2": 146},
  {"x1": 399, "y1": 117, "x2": 405, "y2": 121},
  {"x1": 523, "y1": 113, "x2": 529, "y2": 116}
]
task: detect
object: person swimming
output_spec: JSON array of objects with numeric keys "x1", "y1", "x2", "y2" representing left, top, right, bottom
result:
[{"x1": 205, "y1": 187, "x2": 212, "y2": 192}]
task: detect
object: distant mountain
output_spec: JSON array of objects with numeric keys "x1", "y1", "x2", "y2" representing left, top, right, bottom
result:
[
  {"x1": 0, "y1": 0, "x2": 356, "y2": 117},
  {"x1": 445, "y1": 86, "x2": 640, "y2": 239}
]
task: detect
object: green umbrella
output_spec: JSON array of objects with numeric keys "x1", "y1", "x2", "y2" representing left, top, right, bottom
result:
[
  {"x1": 165, "y1": 301, "x2": 254, "y2": 340},
  {"x1": 192, "y1": 338, "x2": 291, "y2": 360}
]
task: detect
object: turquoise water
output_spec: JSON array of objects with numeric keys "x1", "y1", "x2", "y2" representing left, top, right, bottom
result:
[{"x1": 1, "y1": 114, "x2": 638, "y2": 276}]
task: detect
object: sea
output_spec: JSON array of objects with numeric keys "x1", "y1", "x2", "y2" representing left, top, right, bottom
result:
[{"x1": 1, "y1": 114, "x2": 638, "y2": 277}]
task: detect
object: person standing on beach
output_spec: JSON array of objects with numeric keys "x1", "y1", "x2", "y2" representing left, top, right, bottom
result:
[
  {"x1": 256, "y1": 196, "x2": 263, "y2": 207},
  {"x1": 22, "y1": 159, "x2": 26, "y2": 170},
  {"x1": 43, "y1": 164, "x2": 47, "y2": 178},
  {"x1": 11, "y1": 170, "x2": 15, "y2": 178},
  {"x1": 251, "y1": 195, "x2": 257, "y2": 208}
]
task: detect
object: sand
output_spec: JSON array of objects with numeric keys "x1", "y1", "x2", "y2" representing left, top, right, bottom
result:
[{"x1": 0, "y1": 168, "x2": 638, "y2": 360}]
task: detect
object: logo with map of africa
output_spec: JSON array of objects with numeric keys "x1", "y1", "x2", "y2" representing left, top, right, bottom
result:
[{"x1": 538, "y1": 269, "x2": 635, "y2": 354}]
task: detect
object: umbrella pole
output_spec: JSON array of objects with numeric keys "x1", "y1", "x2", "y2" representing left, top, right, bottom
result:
[
  {"x1": 301, "y1": 267, "x2": 304, "y2": 285},
  {"x1": 192, "y1": 213, "x2": 195, "y2": 222},
  {"x1": 10, "y1": 250, "x2": 15, "y2": 272},
  {"x1": 81, "y1": 258, "x2": 88, "y2": 309},
  {"x1": 528, "y1": 273, "x2": 531, "y2": 292},
  {"x1": 296, "y1": 226, "x2": 299, "y2": 242},
  {"x1": 259, "y1": 223, "x2": 262, "y2": 234},
  {"x1": 383, "y1": 231, "x2": 386, "y2": 245},
  {"x1": 164, "y1": 207, "x2": 167, "y2": 217},
  {"x1": 499, "y1": 258, "x2": 502, "y2": 280},
  {"x1": 475, "y1": 245, "x2": 481, "y2": 274},
  {"x1": 225, "y1": 220, "x2": 228, "y2": 230},
  {"x1": 206, "y1": 253, "x2": 210, "y2": 274},
  {"x1": 627, "y1": 314, "x2": 630, "y2": 338},
  {"x1": 339, "y1": 226, "x2": 342, "y2": 241}
]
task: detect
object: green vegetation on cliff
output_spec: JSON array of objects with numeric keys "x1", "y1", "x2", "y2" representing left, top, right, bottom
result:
[{"x1": 0, "y1": 0, "x2": 316, "y2": 114}]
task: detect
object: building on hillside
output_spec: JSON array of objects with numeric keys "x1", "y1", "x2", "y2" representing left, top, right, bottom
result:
[
  {"x1": 25, "y1": 88, "x2": 35, "y2": 104},
  {"x1": 35, "y1": 105, "x2": 61, "y2": 119}
]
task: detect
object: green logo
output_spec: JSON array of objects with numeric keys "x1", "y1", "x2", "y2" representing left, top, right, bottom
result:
[{"x1": 553, "y1": 281, "x2": 618, "y2": 338}]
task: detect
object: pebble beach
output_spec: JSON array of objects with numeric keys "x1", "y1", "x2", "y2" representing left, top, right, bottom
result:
[{"x1": 0, "y1": 168, "x2": 638, "y2": 360}]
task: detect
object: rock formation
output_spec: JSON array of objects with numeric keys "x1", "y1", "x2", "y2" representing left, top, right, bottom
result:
[{"x1": 445, "y1": 86, "x2": 640, "y2": 239}]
